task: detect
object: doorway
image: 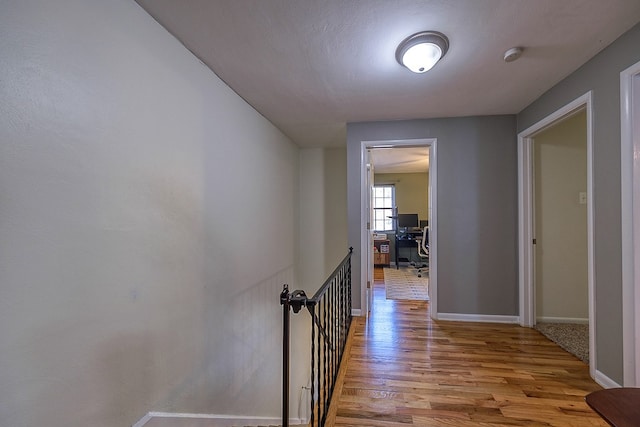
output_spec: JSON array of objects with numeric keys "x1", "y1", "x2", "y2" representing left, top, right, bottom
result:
[
  {"x1": 359, "y1": 138, "x2": 437, "y2": 317},
  {"x1": 532, "y1": 110, "x2": 589, "y2": 362},
  {"x1": 518, "y1": 92, "x2": 595, "y2": 378}
]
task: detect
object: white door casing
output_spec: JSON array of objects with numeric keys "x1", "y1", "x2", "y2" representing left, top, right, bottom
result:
[
  {"x1": 365, "y1": 150, "x2": 374, "y2": 315},
  {"x1": 518, "y1": 92, "x2": 596, "y2": 379},
  {"x1": 621, "y1": 60, "x2": 640, "y2": 386},
  {"x1": 359, "y1": 138, "x2": 437, "y2": 317}
]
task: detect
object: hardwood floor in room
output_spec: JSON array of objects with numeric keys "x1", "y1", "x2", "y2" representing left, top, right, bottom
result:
[{"x1": 328, "y1": 267, "x2": 606, "y2": 426}]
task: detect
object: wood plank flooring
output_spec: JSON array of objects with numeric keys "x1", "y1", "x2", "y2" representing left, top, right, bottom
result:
[{"x1": 328, "y1": 268, "x2": 606, "y2": 426}]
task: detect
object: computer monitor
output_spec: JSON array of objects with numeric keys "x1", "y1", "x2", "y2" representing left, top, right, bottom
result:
[{"x1": 397, "y1": 213, "x2": 419, "y2": 229}]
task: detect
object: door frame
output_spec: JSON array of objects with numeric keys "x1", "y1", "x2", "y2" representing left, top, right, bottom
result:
[
  {"x1": 621, "y1": 60, "x2": 640, "y2": 386},
  {"x1": 517, "y1": 91, "x2": 595, "y2": 378},
  {"x1": 359, "y1": 138, "x2": 437, "y2": 316},
  {"x1": 364, "y1": 150, "x2": 374, "y2": 315}
]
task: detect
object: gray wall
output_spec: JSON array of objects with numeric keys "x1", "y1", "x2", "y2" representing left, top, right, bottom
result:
[
  {"x1": 517, "y1": 22, "x2": 640, "y2": 385},
  {"x1": 347, "y1": 116, "x2": 518, "y2": 315}
]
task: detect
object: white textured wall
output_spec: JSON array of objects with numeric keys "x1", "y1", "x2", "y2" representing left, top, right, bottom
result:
[
  {"x1": 636, "y1": 75, "x2": 640, "y2": 145},
  {"x1": 534, "y1": 111, "x2": 588, "y2": 321},
  {"x1": 299, "y1": 149, "x2": 326, "y2": 289},
  {"x1": 0, "y1": 1, "x2": 299, "y2": 426},
  {"x1": 299, "y1": 148, "x2": 349, "y2": 287},
  {"x1": 324, "y1": 148, "x2": 349, "y2": 273},
  {"x1": 291, "y1": 147, "x2": 349, "y2": 421}
]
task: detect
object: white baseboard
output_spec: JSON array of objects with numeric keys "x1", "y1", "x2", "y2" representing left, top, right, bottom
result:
[
  {"x1": 133, "y1": 412, "x2": 306, "y2": 427},
  {"x1": 594, "y1": 370, "x2": 622, "y2": 389},
  {"x1": 132, "y1": 413, "x2": 153, "y2": 427},
  {"x1": 352, "y1": 309, "x2": 362, "y2": 316},
  {"x1": 436, "y1": 313, "x2": 520, "y2": 324},
  {"x1": 536, "y1": 316, "x2": 589, "y2": 324}
]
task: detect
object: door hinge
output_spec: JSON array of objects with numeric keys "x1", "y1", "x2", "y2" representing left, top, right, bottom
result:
[
  {"x1": 532, "y1": 238, "x2": 537, "y2": 245},
  {"x1": 367, "y1": 222, "x2": 371, "y2": 230}
]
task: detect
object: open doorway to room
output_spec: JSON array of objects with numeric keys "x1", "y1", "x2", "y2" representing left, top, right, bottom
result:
[
  {"x1": 518, "y1": 92, "x2": 595, "y2": 378},
  {"x1": 532, "y1": 109, "x2": 589, "y2": 363},
  {"x1": 370, "y1": 147, "x2": 430, "y2": 302},
  {"x1": 359, "y1": 139, "x2": 437, "y2": 317}
]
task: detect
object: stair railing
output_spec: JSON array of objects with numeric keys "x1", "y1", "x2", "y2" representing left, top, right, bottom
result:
[{"x1": 280, "y1": 247, "x2": 353, "y2": 427}]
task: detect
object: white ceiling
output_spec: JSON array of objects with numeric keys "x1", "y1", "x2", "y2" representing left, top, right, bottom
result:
[
  {"x1": 136, "y1": 0, "x2": 640, "y2": 151},
  {"x1": 370, "y1": 147, "x2": 429, "y2": 174}
]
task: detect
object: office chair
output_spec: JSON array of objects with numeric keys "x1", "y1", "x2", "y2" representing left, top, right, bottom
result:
[{"x1": 412, "y1": 226, "x2": 429, "y2": 277}]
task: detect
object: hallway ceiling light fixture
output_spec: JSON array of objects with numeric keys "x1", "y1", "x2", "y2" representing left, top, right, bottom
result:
[{"x1": 396, "y1": 31, "x2": 449, "y2": 73}]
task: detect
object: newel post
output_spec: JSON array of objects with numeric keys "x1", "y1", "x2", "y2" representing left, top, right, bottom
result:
[{"x1": 280, "y1": 284, "x2": 291, "y2": 427}]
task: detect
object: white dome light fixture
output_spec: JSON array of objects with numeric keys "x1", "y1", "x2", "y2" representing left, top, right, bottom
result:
[{"x1": 396, "y1": 31, "x2": 449, "y2": 73}]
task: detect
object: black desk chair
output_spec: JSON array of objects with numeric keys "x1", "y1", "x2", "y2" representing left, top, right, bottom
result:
[{"x1": 412, "y1": 226, "x2": 429, "y2": 277}]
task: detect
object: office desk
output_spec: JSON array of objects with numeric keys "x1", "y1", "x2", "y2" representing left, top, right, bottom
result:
[{"x1": 395, "y1": 231, "x2": 423, "y2": 269}]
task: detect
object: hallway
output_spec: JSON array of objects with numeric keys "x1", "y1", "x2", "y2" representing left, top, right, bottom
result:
[{"x1": 328, "y1": 270, "x2": 606, "y2": 426}]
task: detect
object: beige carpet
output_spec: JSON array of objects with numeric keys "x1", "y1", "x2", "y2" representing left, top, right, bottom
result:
[
  {"x1": 383, "y1": 267, "x2": 429, "y2": 301},
  {"x1": 535, "y1": 322, "x2": 589, "y2": 364}
]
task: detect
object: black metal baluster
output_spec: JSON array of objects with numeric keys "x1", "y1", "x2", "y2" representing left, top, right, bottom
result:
[
  {"x1": 280, "y1": 285, "x2": 290, "y2": 427},
  {"x1": 333, "y1": 279, "x2": 337, "y2": 393},
  {"x1": 329, "y1": 281, "x2": 334, "y2": 390},
  {"x1": 322, "y1": 297, "x2": 328, "y2": 424},
  {"x1": 310, "y1": 305, "x2": 316, "y2": 427},
  {"x1": 280, "y1": 249, "x2": 353, "y2": 427},
  {"x1": 335, "y1": 278, "x2": 339, "y2": 382},
  {"x1": 339, "y1": 270, "x2": 344, "y2": 346}
]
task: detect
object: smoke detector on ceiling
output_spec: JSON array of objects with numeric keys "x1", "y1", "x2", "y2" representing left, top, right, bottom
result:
[{"x1": 503, "y1": 47, "x2": 523, "y2": 63}]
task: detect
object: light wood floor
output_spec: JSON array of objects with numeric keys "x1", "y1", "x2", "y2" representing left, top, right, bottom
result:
[{"x1": 327, "y1": 267, "x2": 606, "y2": 426}]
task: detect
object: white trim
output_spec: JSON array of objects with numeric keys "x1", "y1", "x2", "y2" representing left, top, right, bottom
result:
[
  {"x1": 621, "y1": 60, "x2": 640, "y2": 386},
  {"x1": 517, "y1": 91, "x2": 596, "y2": 379},
  {"x1": 365, "y1": 150, "x2": 374, "y2": 315},
  {"x1": 133, "y1": 412, "x2": 305, "y2": 427},
  {"x1": 517, "y1": 135, "x2": 535, "y2": 327},
  {"x1": 594, "y1": 371, "x2": 622, "y2": 389},
  {"x1": 132, "y1": 413, "x2": 153, "y2": 427},
  {"x1": 351, "y1": 308, "x2": 362, "y2": 317},
  {"x1": 536, "y1": 316, "x2": 589, "y2": 324},
  {"x1": 359, "y1": 138, "x2": 437, "y2": 319},
  {"x1": 437, "y1": 313, "x2": 519, "y2": 324},
  {"x1": 428, "y1": 142, "x2": 438, "y2": 316}
]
